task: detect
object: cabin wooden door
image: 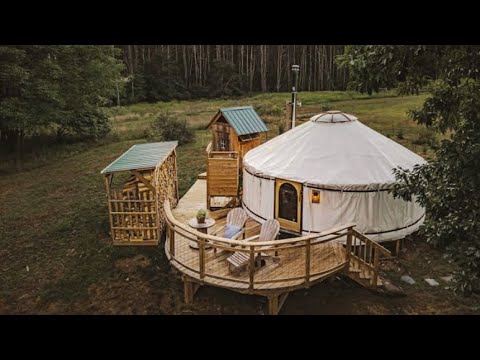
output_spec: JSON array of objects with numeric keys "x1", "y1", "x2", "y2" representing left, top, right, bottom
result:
[{"x1": 275, "y1": 179, "x2": 302, "y2": 233}]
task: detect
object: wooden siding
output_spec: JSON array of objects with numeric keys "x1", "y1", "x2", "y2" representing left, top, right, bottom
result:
[{"x1": 207, "y1": 155, "x2": 239, "y2": 197}]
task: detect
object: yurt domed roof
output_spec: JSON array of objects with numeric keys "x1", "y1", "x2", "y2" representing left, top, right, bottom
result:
[{"x1": 243, "y1": 111, "x2": 426, "y2": 191}]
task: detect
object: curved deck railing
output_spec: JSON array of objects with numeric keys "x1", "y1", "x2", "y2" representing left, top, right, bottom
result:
[{"x1": 164, "y1": 200, "x2": 357, "y2": 293}]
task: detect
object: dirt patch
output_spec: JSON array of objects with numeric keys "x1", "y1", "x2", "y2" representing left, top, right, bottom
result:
[{"x1": 114, "y1": 254, "x2": 152, "y2": 273}]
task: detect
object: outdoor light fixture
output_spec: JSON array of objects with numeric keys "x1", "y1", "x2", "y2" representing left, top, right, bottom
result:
[{"x1": 311, "y1": 190, "x2": 320, "y2": 204}]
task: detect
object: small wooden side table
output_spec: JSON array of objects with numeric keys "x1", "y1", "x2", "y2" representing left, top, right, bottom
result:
[{"x1": 187, "y1": 218, "x2": 216, "y2": 249}]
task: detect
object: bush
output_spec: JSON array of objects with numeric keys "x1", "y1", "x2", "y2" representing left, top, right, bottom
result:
[
  {"x1": 151, "y1": 112, "x2": 194, "y2": 145},
  {"x1": 256, "y1": 104, "x2": 284, "y2": 117},
  {"x1": 396, "y1": 128, "x2": 405, "y2": 140},
  {"x1": 321, "y1": 103, "x2": 331, "y2": 112},
  {"x1": 412, "y1": 127, "x2": 438, "y2": 148},
  {"x1": 278, "y1": 121, "x2": 285, "y2": 135},
  {"x1": 58, "y1": 109, "x2": 111, "y2": 140}
]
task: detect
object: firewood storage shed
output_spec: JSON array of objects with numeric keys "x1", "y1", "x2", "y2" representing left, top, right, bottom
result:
[{"x1": 101, "y1": 141, "x2": 179, "y2": 246}]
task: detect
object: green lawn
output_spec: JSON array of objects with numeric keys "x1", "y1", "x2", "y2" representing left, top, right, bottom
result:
[{"x1": 1, "y1": 91, "x2": 478, "y2": 314}]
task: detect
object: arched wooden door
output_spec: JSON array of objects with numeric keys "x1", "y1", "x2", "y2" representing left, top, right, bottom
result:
[{"x1": 275, "y1": 179, "x2": 302, "y2": 233}]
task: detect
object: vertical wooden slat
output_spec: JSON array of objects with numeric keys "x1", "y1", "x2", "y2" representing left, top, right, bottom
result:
[
  {"x1": 169, "y1": 222, "x2": 175, "y2": 257},
  {"x1": 305, "y1": 239, "x2": 311, "y2": 288},
  {"x1": 152, "y1": 191, "x2": 157, "y2": 240},
  {"x1": 199, "y1": 236, "x2": 205, "y2": 279},
  {"x1": 105, "y1": 175, "x2": 115, "y2": 242},
  {"x1": 119, "y1": 192, "x2": 125, "y2": 240},
  {"x1": 142, "y1": 191, "x2": 147, "y2": 239},
  {"x1": 363, "y1": 238, "x2": 367, "y2": 263},
  {"x1": 142, "y1": 191, "x2": 148, "y2": 240},
  {"x1": 112, "y1": 192, "x2": 119, "y2": 240},
  {"x1": 173, "y1": 150, "x2": 179, "y2": 204},
  {"x1": 369, "y1": 241, "x2": 373, "y2": 265},
  {"x1": 134, "y1": 192, "x2": 140, "y2": 240},
  {"x1": 150, "y1": 191, "x2": 155, "y2": 240},
  {"x1": 155, "y1": 186, "x2": 160, "y2": 242},
  {"x1": 145, "y1": 191, "x2": 151, "y2": 239},
  {"x1": 372, "y1": 249, "x2": 379, "y2": 286},
  {"x1": 359, "y1": 237, "x2": 363, "y2": 258},
  {"x1": 249, "y1": 246, "x2": 255, "y2": 291},
  {"x1": 149, "y1": 191, "x2": 154, "y2": 240},
  {"x1": 127, "y1": 191, "x2": 133, "y2": 240},
  {"x1": 352, "y1": 232, "x2": 356, "y2": 258},
  {"x1": 130, "y1": 191, "x2": 136, "y2": 239}
]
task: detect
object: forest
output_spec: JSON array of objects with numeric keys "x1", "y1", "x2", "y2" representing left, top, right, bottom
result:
[
  {"x1": 0, "y1": 45, "x2": 346, "y2": 168},
  {"x1": 1, "y1": 45, "x2": 480, "y2": 311},
  {"x1": 117, "y1": 45, "x2": 347, "y2": 103}
]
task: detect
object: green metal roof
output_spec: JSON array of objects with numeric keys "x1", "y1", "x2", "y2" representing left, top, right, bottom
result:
[
  {"x1": 100, "y1": 141, "x2": 178, "y2": 174},
  {"x1": 219, "y1": 106, "x2": 268, "y2": 136}
]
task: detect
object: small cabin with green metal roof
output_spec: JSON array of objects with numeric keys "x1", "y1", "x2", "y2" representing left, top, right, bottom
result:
[
  {"x1": 205, "y1": 106, "x2": 268, "y2": 209},
  {"x1": 207, "y1": 106, "x2": 268, "y2": 162}
]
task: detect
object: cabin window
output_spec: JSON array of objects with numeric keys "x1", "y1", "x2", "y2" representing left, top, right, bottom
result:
[
  {"x1": 214, "y1": 128, "x2": 230, "y2": 151},
  {"x1": 278, "y1": 183, "x2": 298, "y2": 222},
  {"x1": 220, "y1": 138, "x2": 227, "y2": 150}
]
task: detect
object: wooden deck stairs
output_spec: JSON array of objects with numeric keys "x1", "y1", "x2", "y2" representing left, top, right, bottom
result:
[
  {"x1": 342, "y1": 231, "x2": 403, "y2": 295},
  {"x1": 347, "y1": 257, "x2": 386, "y2": 288}
]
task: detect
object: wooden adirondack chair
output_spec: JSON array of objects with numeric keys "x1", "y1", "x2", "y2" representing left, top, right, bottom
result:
[
  {"x1": 226, "y1": 219, "x2": 280, "y2": 274},
  {"x1": 212, "y1": 208, "x2": 248, "y2": 254}
]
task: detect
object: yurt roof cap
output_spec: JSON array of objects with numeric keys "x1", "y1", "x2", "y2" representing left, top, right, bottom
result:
[{"x1": 310, "y1": 110, "x2": 357, "y2": 123}]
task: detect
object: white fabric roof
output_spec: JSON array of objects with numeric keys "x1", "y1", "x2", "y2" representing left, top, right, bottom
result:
[{"x1": 244, "y1": 112, "x2": 426, "y2": 191}]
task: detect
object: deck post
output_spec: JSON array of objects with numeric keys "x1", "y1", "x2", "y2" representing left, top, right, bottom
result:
[
  {"x1": 168, "y1": 223, "x2": 175, "y2": 257},
  {"x1": 344, "y1": 227, "x2": 353, "y2": 276},
  {"x1": 345, "y1": 227, "x2": 353, "y2": 263},
  {"x1": 267, "y1": 292, "x2": 289, "y2": 315},
  {"x1": 199, "y1": 236, "x2": 205, "y2": 279},
  {"x1": 105, "y1": 175, "x2": 115, "y2": 242},
  {"x1": 395, "y1": 239, "x2": 401, "y2": 257},
  {"x1": 249, "y1": 245, "x2": 255, "y2": 292},
  {"x1": 305, "y1": 239, "x2": 311, "y2": 288},
  {"x1": 267, "y1": 294, "x2": 278, "y2": 315},
  {"x1": 183, "y1": 277, "x2": 200, "y2": 304}
]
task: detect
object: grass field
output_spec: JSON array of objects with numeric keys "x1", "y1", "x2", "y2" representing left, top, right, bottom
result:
[{"x1": 1, "y1": 91, "x2": 479, "y2": 314}]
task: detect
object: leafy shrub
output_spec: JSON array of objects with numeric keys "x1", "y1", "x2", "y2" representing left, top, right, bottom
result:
[
  {"x1": 321, "y1": 103, "x2": 331, "y2": 112},
  {"x1": 412, "y1": 127, "x2": 438, "y2": 148},
  {"x1": 256, "y1": 104, "x2": 283, "y2": 117},
  {"x1": 58, "y1": 109, "x2": 111, "y2": 140},
  {"x1": 396, "y1": 128, "x2": 405, "y2": 140},
  {"x1": 151, "y1": 112, "x2": 194, "y2": 145}
]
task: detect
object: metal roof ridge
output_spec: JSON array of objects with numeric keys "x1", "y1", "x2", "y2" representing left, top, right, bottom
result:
[{"x1": 220, "y1": 105, "x2": 253, "y2": 111}]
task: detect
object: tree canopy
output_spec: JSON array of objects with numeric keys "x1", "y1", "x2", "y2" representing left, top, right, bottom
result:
[
  {"x1": 0, "y1": 45, "x2": 124, "y2": 166},
  {"x1": 338, "y1": 45, "x2": 480, "y2": 294}
]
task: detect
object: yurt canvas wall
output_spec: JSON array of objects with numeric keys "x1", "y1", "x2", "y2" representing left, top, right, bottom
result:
[{"x1": 242, "y1": 111, "x2": 426, "y2": 242}]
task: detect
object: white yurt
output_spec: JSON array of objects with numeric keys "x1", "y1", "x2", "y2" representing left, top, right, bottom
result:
[{"x1": 242, "y1": 111, "x2": 426, "y2": 242}]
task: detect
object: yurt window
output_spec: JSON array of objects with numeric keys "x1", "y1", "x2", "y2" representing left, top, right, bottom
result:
[{"x1": 278, "y1": 183, "x2": 298, "y2": 222}]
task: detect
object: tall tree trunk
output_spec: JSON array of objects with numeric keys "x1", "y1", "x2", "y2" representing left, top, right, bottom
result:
[
  {"x1": 260, "y1": 45, "x2": 267, "y2": 92},
  {"x1": 183, "y1": 45, "x2": 188, "y2": 86},
  {"x1": 15, "y1": 129, "x2": 24, "y2": 171},
  {"x1": 276, "y1": 45, "x2": 282, "y2": 92}
]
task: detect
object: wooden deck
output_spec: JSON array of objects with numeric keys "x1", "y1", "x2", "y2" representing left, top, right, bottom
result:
[
  {"x1": 166, "y1": 235, "x2": 347, "y2": 293},
  {"x1": 165, "y1": 178, "x2": 391, "y2": 314},
  {"x1": 172, "y1": 178, "x2": 236, "y2": 223}
]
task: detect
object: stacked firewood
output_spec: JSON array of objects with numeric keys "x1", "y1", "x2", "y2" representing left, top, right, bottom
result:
[{"x1": 112, "y1": 152, "x2": 178, "y2": 243}]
